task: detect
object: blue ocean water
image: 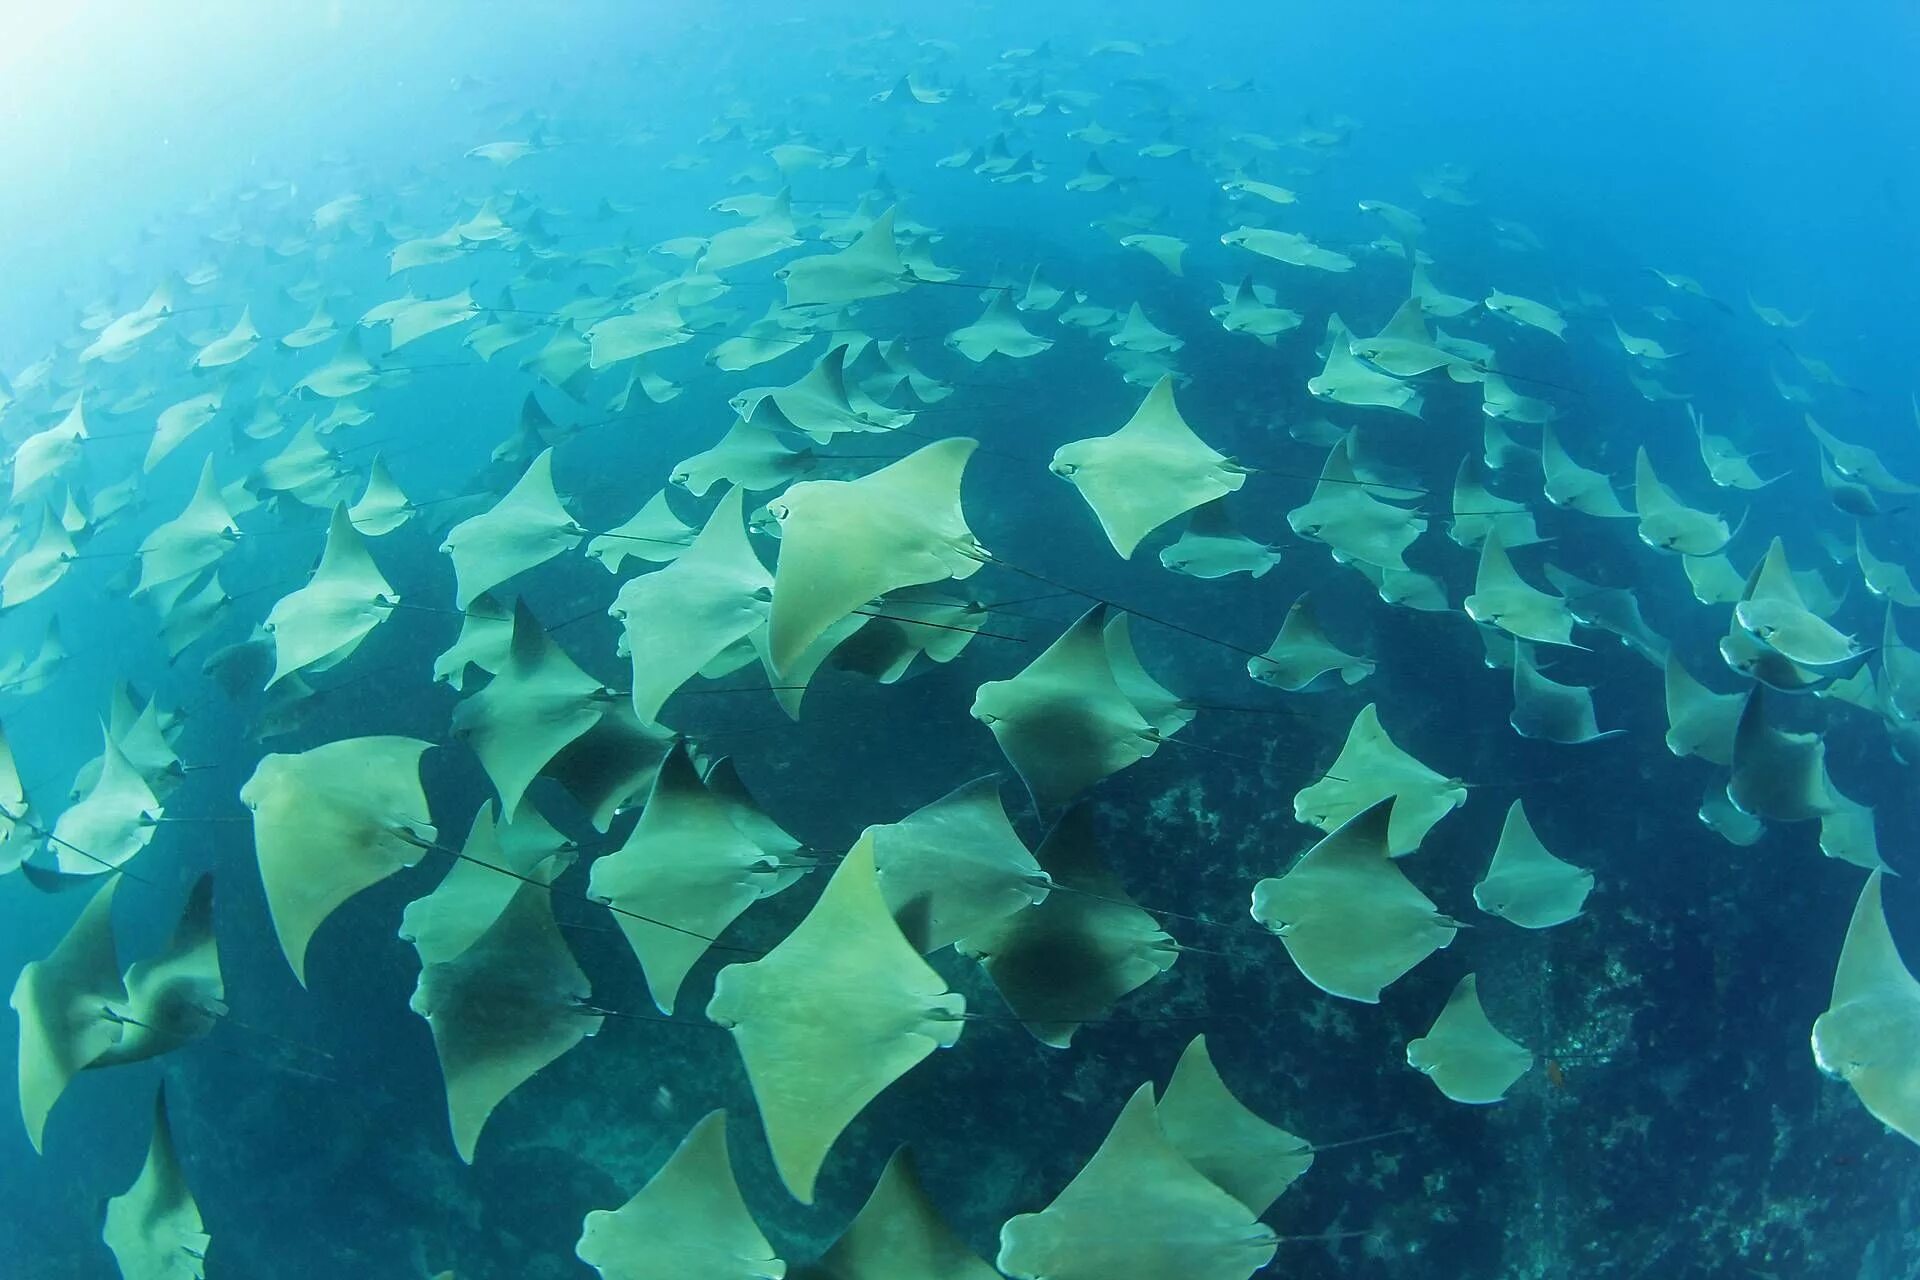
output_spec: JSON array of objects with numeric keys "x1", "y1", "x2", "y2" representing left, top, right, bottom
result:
[{"x1": 1, "y1": 3, "x2": 1917, "y2": 1277}]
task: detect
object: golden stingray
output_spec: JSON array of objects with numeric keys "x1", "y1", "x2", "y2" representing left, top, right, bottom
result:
[
  {"x1": 1510, "y1": 647, "x2": 1621, "y2": 744},
  {"x1": 870, "y1": 775, "x2": 1051, "y2": 955},
  {"x1": 588, "y1": 744, "x2": 802, "y2": 1013},
  {"x1": 1155, "y1": 1034, "x2": 1314, "y2": 1214},
  {"x1": 673, "y1": 419, "x2": 816, "y2": 497},
  {"x1": 1634, "y1": 447, "x2": 1733, "y2": 555},
  {"x1": 1662, "y1": 653, "x2": 1743, "y2": 765},
  {"x1": 947, "y1": 291, "x2": 1053, "y2": 362},
  {"x1": 440, "y1": 449, "x2": 584, "y2": 610},
  {"x1": 706, "y1": 831, "x2": 965, "y2": 1203},
  {"x1": 611, "y1": 486, "x2": 772, "y2": 724},
  {"x1": 779, "y1": 206, "x2": 909, "y2": 308},
  {"x1": 1307, "y1": 315, "x2": 1423, "y2": 416},
  {"x1": 957, "y1": 804, "x2": 1176, "y2": 1047},
  {"x1": 765, "y1": 438, "x2": 985, "y2": 673},
  {"x1": 263, "y1": 504, "x2": 398, "y2": 687},
  {"x1": 1252, "y1": 798, "x2": 1458, "y2": 1001},
  {"x1": 10, "y1": 879, "x2": 126, "y2": 1151},
  {"x1": 240, "y1": 736, "x2": 437, "y2": 984},
  {"x1": 1728, "y1": 689, "x2": 1837, "y2": 823},
  {"x1": 970, "y1": 605, "x2": 1161, "y2": 809},
  {"x1": 996, "y1": 1082, "x2": 1278, "y2": 1280},
  {"x1": 796, "y1": 1146, "x2": 999, "y2": 1280},
  {"x1": 540, "y1": 697, "x2": 677, "y2": 833},
  {"x1": 1406, "y1": 973, "x2": 1533, "y2": 1104},
  {"x1": 1464, "y1": 530, "x2": 1581, "y2": 649},
  {"x1": 1051, "y1": 377, "x2": 1247, "y2": 559},
  {"x1": 586, "y1": 489, "x2": 696, "y2": 572},
  {"x1": 1158, "y1": 498, "x2": 1282, "y2": 579},
  {"x1": 400, "y1": 804, "x2": 575, "y2": 968},
  {"x1": 1472, "y1": 801, "x2": 1593, "y2": 928},
  {"x1": 51, "y1": 726, "x2": 161, "y2": 875},
  {"x1": 102, "y1": 1086, "x2": 209, "y2": 1280},
  {"x1": 576, "y1": 1110, "x2": 785, "y2": 1280},
  {"x1": 1293, "y1": 704, "x2": 1465, "y2": 856},
  {"x1": 450, "y1": 601, "x2": 614, "y2": 822},
  {"x1": 135, "y1": 458, "x2": 239, "y2": 596},
  {"x1": 1248, "y1": 593, "x2": 1373, "y2": 692},
  {"x1": 409, "y1": 880, "x2": 602, "y2": 1162},
  {"x1": 1812, "y1": 873, "x2": 1920, "y2": 1146},
  {"x1": 1286, "y1": 436, "x2": 1427, "y2": 568}
]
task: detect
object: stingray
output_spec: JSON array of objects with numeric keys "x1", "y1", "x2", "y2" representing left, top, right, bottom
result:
[
  {"x1": 1307, "y1": 315, "x2": 1423, "y2": 415},
  {"x1": 1155, "y1": 1035, "x2": 1314, "y2": 1215},
  {"x1": 10, "y1": 879, "x2": 127, "y2": 1150},
  {"x1": 1543, "y1": 566, "x2": 1667, "y2": 665},
  {"x1": 1411, "y1": 260, "x2": 1477, "y2": 317},
  {"x1": 1286, "y1": 436, "x2": 1427, "y2": 569},
  {"x1": 1634, "y1": 448, "x2": 1734, "y2": 555},
  {"x1": 612, "y1": 486, "x2": 773, "y2": 724},
  {"x1": 707, "y1": 830, "x2": 964, "y2": 1203},
  {"x1": 971, "y1": 605, "x2": 1161, "y2": 809},
  {"x1": 102, "y1": 1086, "x2": 209, "y2": 1280},
  {"x1": 10, "y1": 396, "x2": 88, "y2": 500},
  {"x1": 1727, "y1": 689, "x2": 1838, "y2": 823},
  {"x1": 734, "y1": 345, "x2": 911, "y2": 443},
  {"x1": 81, "y1": 279, "x2": 175, "y2": 362},
  {"x1": 1248, "y1": 594, "x2": 1373, "y2": 692},
  {"x1": 410, "y1": 879, "x2": 601, "y2": 1162},
  {"x1": 1108, "y1": 303, "x2": 1184, "y2": 354},
  {"x1": 1684, "y1": 552, "x2": 1748, "y2": 606},
  {"x1": 1464, "y1": 531, "x2": 1581, "y2": 649},
  {"x1": 779, "y1": 206, "x2": 909, "y2": 308},
  {"x1": 1120, "y1": 233, "x2": 1188, "y2": 276},
  {"x1": 1700, "y1": 781, "x2": 1765, "y2": 847},
  {"x1": 1293, "y1": 704, "x2": 1466, "y2": 856},
  {"x1": 1223, "y1": 225, "x2": 1354, "y2": 273},
  {"x1": 1253, "y1": 798, "x2": 1459, "y2": 1001},
  {"x1": 764, "y1": 438, "x2": 986, "y2": 673},
  {"x1": 585, "y1": 297, "x2": 693, "y2": 370},
  {"x1": 1158, "y1": 498, "x2": 1282, "y2": 578},
  {"x1": 957, "y1": 804, "x2": 1176, "y2": 1047},
  {"x1": 674, "y1": 419, "x2": 815, "y2": 497},
  {"x1": 434, "y1": 593, "x2": 513, "y2": 691},
  {"x1": 1480, "y1": 371, "x2": 1556, "y2": 425},
  {"x1": 262, "y1": 504, "x2": 398, "y2": 687},
  {"x1": 1511, "y1": 647, "x2": 1621, "y2": 744},
  {"x1": 796, "y1": 1146, "x2": 998, "y2": 1280},
  {"x1": 1613, "y1": 321, "x2": 1677, "y2": 361},
  {"x1": 1220, "y1": 176, "x2": 1297, "y2": 205},
  {"x1": 997, "y1": 1081, "x2": 1277, "y2": 1280},
  {"x1": 1406, "y1": 974, "x2": 1533, "y2": 1104},
  {"x1": 1483, "y1": 290, "x2": 1566, "y2": 338},
  {"x1": 240, "y1": 736, "x2": 437, "y2": 983},
  {"x1": 50, "y1": 726, "x2": 162, "y2": 875},
  {"x1": 1211, "y1": 276, "x2": 1302, "y2": 345},
  {"x1": 541, "y1": 700, "x2": 675, "y2": 833},
  {"x1": 145, "y1": 387, "x2": 225, "y2": 471},
  {"x1": 1051, "y1": 377, "x2": 1247, "y2": 559},
  {"x1": 1539, "y1": 424, "x2": 1633, "y2": 518},
  {"x1": 701, "y1": 190, "x2": 803, "y2": 274},
  {"x1": 1812, "y1": 872, "x2": 1920, "y2": 1145},
  {"x1": 947, "y1": 291, "x2": 1054, "y2": 362},
  {"x1": 1883, "y1": 608, "x2": 1920, "y2": 721},
  {"x1": 1349, "y1": 298, "x2": 1472, "y2": 380},
  {"x1": 135, "y1": 458, "x2": 240, "y2": 595},
  {"x1": 280, "y1": 303, "x2": 339, "y2": 349},
  {"x1": 1819, "y1": 447, "x2": 1881, "y2": 517},
  {"x1": 577, "y1": 1110, "x2": 784, "y2": 1280},
  {"x1": 828, "y1": 591, "x2": 986, "y2": 685},
  {"x1": 1857, "y1": 531, "x2": 1920, "y2": 608},
  {"x1": 1473, "y1": 801, "x2": 1593, "y2": 928},
  {"x1": 250, "y1": 421, "x2": 350, "y2": 505},
  {"x1": 586, "y1": 489, "x2": 697, "y2": 572},
  {"x1": 294, "y1": 329, "x2": 380, "y2": 399},
  {"x1": 1820, "y1": 792, "x2": 1890, "y2": 873},
  {"x1": 1719, "y1": 625, "x2": 1830, "y2": 694},
  {"x1": 441, "y1": 449, "x2": 584, "y2": 609},
  {"x1": 0, "y1": 615, "x2": 67, "y2": 695},
  {"x1": 1662, "y1": 653, "x2": 1743, "y2": 764},
  {"x1": 868, "y1": 775, "x2": 1050, "y2": 954},
  {"x1": 1691, "y1": 409, "x2": 1776, "y2": 491},
  {"x1": 588, "y1": 744, "x2": 801, "y2": 1013},
  {"x1": 1018, "y1": 264, "x2": 1066, "y2": 313},
  {"x1": 347, "y1": 453, "x2": 413, "y2": 536},
  {"x1": 451, "y1": 601, "x2": 615, "y2": 822},
  {"x1": 87, "y1": 873, "x2": 225, "y2": 1072},
  {"x1": 0, "y1": 506, "x2": 75, "y2": 608},
  {"x1": 1807, "y1": 415, "x2": 1920, "y2": 494},
  {"x1": 1734, "y1": 539, "x2": 1865, "y2": 669},
  {"x1": 1450, "y1": 455, "x2": 1543, "y2": 550},
  {"x1": 400, "y1": 804, "x2": 575, "y2": 967}
]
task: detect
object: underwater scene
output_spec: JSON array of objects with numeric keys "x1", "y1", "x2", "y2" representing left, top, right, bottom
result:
[{"x1": 2, "y1": 2, "x2": 1917, "y2": 1277}]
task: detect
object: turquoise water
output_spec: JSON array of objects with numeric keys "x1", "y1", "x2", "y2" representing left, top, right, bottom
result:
[{"x1": 1, "y1": 3, "x2": 1916, "y2": 1277}]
